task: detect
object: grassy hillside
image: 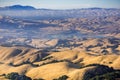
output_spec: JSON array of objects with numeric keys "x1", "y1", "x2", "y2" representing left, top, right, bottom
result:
[{"x1": 0, "y1": 46, "x2": 120, "y2": 80}]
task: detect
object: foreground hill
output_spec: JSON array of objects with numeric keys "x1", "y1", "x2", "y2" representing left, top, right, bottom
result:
[{"x1": 0, "y1": 41, "x2": 120, "y2": 80}]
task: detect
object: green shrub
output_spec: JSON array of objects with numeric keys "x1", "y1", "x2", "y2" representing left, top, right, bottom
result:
[
  {"x1": 5, "y1": 72, "x2": 19, "y2": 79},
  {"x1": 89, "y1": 70, "x2": 120, "y2": 80},
  {"x1": 53, "y1": 75, "x2": 69, "y2": 80},
  {"x1": 83, "y1": 64, "x2": 120, "y2": 80},
  {"x1": 5, "y1": 72, "x2": 32, "y2": 80},
  {"x1": 42, "y1": 56, "x2": 53, "y2": 61}
]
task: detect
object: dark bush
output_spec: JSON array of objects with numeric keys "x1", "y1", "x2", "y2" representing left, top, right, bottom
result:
[
  {"x1": 83, "y1": 64, "x2": 120, "y2": 80},
  {"x1": 5, "y1": 72, "x2": 19, "y2": 79},
  {"x1": 5, "y1": 72, "x2": 32, "y2": 80},
  {"x1": 53, "y1": 75, "x2": 69, "y2": 80}
]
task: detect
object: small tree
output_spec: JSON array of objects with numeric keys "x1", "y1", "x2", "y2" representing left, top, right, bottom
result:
[
  {"x1": 5, "y1": 72, "x2": 32, "y2": 80},
  {"x1": 53, "y1": 75, "x2": 69, "y2": 80},
  {"x1": 5, "y1": 72, "x2": 19, "y2": 79}
]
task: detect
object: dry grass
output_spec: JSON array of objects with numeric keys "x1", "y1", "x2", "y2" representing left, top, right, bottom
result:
[{"x1": 0, "y1": 46, "x2": 119, "y2": 80}]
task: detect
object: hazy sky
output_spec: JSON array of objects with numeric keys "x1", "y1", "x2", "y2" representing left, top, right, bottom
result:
[{"x1": 0, "y1": 0, "x2": 120, "y2": 9}]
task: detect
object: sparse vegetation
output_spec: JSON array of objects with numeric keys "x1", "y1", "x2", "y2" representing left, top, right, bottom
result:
[
  {"x1": 41, "y1": 56, "x2": 53, "y2": 61},
  {"x1": 4, "y1": 72, "x2": 32, "y2": 80},
  {"x1": 89, "y1": 70, "x2": 120, "y2": 80},
  {"x1": 33, "y1": 78, "x2": 45, "y2": 80},
  {"x1": 109, "y1": 62, "x2": 113, "y2": 64},
  {"x1": 9, "y1": 61, "x2": 39, "y2": 67},
  {"x1": 40, "y1": 60, "x2": 65, "y2": 66},
  {"x1": 40, "y1": 59, "x2": 74, "y2": 66},
  {"x1": 53, "y1": 75, "x2": 69, "y2": 80},
  {"x1": 83, "y1": 64, "x2": 120, "y2": 80}
]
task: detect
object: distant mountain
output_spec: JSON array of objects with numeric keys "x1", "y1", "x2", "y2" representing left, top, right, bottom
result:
[
  {"x1": 0, "y1": 5, "x2": 36, "y2": 10},
  {"x1": 0, "y1": 5, "x2": 120, "y2": 20}
]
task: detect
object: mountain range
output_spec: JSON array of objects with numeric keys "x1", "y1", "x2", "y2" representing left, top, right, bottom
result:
[
  {"x1": 0, "y1": 5, "x2": 36, "y2": 10},
  {"x1": 0, "y1": 5, "x2": 120, "y2": 20},
  {"x1": 0, "y1": 5, "x2": 119, "y2": 10}
]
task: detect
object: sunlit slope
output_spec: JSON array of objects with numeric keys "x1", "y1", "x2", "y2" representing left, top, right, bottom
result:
[
  {"x1": 27, "y1": 50, "x2": 120, "y2": 79},
  {"x1": 0, "y1": 46, "x2": 45, "y2": 65},
  {"x1": 47, "y1": 50, "x2": 120, "y2": 69},
  {"x1": 0, "y1": 46, "x2": 119, "y2": 79},
  {"x1": 26, "y1": 62, "x2": 95, "y2": 80}
]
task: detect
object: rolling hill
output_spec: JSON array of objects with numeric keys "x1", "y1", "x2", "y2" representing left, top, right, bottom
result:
[{"x1": 0, "y1": 38, "x2": 120, "y2": 80}]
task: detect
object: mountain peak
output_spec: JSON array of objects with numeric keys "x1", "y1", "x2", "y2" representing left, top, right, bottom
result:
[{"x1": 4, "y1": 5, "x2": 36, "y2": 10}]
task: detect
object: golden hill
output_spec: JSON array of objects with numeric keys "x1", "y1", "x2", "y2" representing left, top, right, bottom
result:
[{"x1": 0, "y1": 46, "x2": 120, "y2": 80}]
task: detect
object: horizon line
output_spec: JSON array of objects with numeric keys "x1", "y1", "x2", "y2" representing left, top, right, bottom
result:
[{"x1": 0, "y1": 4, "x2": 120, "y2": 10}]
